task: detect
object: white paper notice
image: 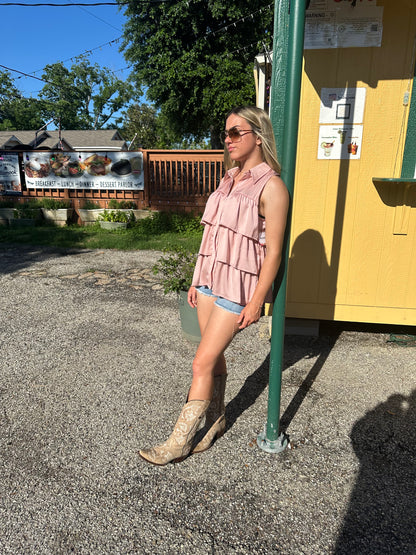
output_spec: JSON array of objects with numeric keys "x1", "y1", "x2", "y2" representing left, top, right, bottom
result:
[
  {"x1": 319, "y1": 87, "x2": 366, "y2": 124},
  {"x1": 305, "y1": 2, "x2": 383, "y2": 50},
  {"x1": 336, "y1": 6, "x2": 383, "y2": 48},
  {"x1": 318, "y1": 124, "x2": 363, "y2": 160}
]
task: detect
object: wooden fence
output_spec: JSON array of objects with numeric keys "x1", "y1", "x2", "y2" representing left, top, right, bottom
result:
[{"x1": 20, "y1": 149, "x2": 224, "y2": 215}]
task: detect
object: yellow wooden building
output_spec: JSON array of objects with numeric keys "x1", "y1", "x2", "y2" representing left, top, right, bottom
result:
[{"x1": 257, "y1": 0, "x2": 416, "y2": 327}]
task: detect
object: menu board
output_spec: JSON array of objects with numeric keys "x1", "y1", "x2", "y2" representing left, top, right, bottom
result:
[
  {"x1": 24, "y1": 151, "x2": 144, "y2": 191},
  {"x1": 0, "y1": 153, "x2": 21, "y2": 195}
]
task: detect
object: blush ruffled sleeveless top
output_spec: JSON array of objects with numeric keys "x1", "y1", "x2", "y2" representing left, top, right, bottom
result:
[{"x1": 191, "y1": 162, "x2": 277, "y2": 306}]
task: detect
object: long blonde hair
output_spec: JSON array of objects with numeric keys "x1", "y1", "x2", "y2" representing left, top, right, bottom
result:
[{"x1": 223, "y1": 106, "x2": 281, "y2": 174}]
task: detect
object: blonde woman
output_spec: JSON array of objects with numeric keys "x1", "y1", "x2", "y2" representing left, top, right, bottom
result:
[{"x1": 139, "y1": 106, "x2": 289, "y2": 465}]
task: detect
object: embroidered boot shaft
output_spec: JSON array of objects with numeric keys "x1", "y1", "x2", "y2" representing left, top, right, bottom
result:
[{"x1": 192, "y1": 374, "x2": 227, "y2": 454}]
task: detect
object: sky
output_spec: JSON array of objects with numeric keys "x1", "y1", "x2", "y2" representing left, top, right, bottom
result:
[{"x1": 1, "y1": 1, "x2": 142, "y2": 127}]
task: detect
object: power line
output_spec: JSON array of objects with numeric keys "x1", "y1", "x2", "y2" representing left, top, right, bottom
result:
[
  {"x1": 206, "y1": 3, "x2": 273, "y2": 39},
  {"x1": 0, "y1": 2, "x2": 167, "y2": 6},
  {"x1": 2, "y1": 3, "x2": 272, "y2": 90},
  {"x1": 30, "y1": 36, "x2": 123, "y2": 74},
  {"x1": 0, "y1": 64, "x2": 57, "y2": 86},
  {"x1": 67, "y1": 0, "x2": 122, "y2": 32}
]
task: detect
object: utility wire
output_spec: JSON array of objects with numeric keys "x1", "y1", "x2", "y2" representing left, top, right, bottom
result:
[
  {"x1": 0, "y1": 64, "x2": 58, "y2": 86},
  {"x1": 2, "y1": 3, "x2": 272, "y2": 88},
  {"x1": 30, "y1": 37, "x2": 123, "y2": 74},
  {"x1": 67, "y1": 0, "x2": 122, "y2": 32},
  {"x1": 0, "y1": 2, "x2": 167, "y2": 6}
]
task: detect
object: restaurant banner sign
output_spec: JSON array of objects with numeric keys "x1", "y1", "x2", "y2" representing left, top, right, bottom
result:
[
  {"x1": 24, "y1": 151, "x2": 144, "y2": 190},
  {"x1": 0, "y1": 152, "x2": 22, "y2": 195}
]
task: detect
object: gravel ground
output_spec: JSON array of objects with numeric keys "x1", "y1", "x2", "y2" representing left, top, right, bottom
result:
[{"x1": 0, "y1": 244, "x2": 415, "y2": 554}]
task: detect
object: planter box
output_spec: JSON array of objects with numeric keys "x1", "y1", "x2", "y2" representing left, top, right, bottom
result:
[
  {"x1": 0, "y1": 207, "x2": 15, "y2": 226},
  {"x1": 42, "y1": 208, "x2": 73, "y2": 226},
  {"x1": 78, "y1": 209, "x2": 149, "y2": 226},
  {"x1": 78, "y1": 208, "x2": 105, "y2": 225},
  {"x1": 99, "y1": 221, "x2": 128, "y2": 230},
  {"x1": 178, "y1": 290, "x2": 201, "y2": 343},
  {"x1": 10, "y1": 218, "x2": 36, "y2": 228},
  {"x1": 132, "y1": 209, "x2": 152, "y2": 220},
  {"x1": 107, "y1": 209, "x2": 151, "y2": 220}
]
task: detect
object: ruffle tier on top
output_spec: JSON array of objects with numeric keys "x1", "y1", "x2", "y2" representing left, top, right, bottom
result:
[{"x1": 191, "y1": 163, "x2": 276, "y2": 306}]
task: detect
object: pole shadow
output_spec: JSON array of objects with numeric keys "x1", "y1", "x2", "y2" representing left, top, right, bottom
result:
[
  {"x1": 279, "y1": 328, "x2": 339, "y2": 432},
  {"x1": 224, "y1": 323, "x2": 340, "y2": 433}
]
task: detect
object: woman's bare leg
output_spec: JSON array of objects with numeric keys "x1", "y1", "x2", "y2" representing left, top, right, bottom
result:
[
  {"x1": 188, "y1": 294, "x2": 240, "y2": 401},
  {"x1": 195, "y1": 291, "x2": 227, "y2": 377}
]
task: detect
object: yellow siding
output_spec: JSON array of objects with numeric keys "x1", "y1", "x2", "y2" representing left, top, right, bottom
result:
[{"x1": 287, "y1": 0, "x2": 416, "y2": 325}]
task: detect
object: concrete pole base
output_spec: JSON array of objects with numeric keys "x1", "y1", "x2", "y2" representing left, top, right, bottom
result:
[{"x1": 257, "y1": 426, "x2": 289, "y2": 454}]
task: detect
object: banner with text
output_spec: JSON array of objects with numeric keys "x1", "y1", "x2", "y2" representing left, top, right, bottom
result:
[{"x1": 24, "y1": 151, "x2": 144, "y2": 191}]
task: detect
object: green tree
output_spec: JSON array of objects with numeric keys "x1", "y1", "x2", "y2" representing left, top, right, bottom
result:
[
  {"x1": 119, "y1": 0, "x2": 273, "y2": 148},
  {"x1": 39, "y1": 55, "x2": 140, "y2": 130},
  {"x1": 0, "y1": 71, "x2": 45, "y2": 130},
  {"x1": 121, "y1": 102, "x2": 210, "y2": 149},
  {"x1": 121, "y1": 103, "x2": 160, "y2": 148}
]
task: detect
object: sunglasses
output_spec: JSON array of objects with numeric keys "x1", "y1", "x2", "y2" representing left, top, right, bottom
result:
[{"x1": 220, "y1": 127, "x2": 255, "y2": 144}]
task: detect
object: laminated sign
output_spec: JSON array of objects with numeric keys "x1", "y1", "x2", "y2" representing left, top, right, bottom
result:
[{"x1": 305, "y1": 0, "x2": 383, "y2": 49}]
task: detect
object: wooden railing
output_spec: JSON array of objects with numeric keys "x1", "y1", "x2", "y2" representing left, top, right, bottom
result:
[{"x1": 144, "y1": 150, "x2": 224, "y2": 212}]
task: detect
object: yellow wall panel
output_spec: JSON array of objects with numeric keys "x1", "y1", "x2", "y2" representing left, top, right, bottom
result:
[{"x1": 286, "y1": 0, "x2": 416, "y2": 325}]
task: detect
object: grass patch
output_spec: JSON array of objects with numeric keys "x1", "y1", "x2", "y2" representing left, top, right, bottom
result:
[{"x1": 0, "y1": 212, "x2": 203, "y2": 253}]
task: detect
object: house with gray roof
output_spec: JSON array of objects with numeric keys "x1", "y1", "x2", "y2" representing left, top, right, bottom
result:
[{"x1": 0, "y1": 129, "x2": 129, "y2": 152}]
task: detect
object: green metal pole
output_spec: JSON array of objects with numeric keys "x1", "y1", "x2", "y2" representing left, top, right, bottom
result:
[
  {"x1": 269, "y1": 0, "x2": 290, "y2": 164},
  {"x1": 257, "y1": 0, "x2": 307, "y2": 453}
]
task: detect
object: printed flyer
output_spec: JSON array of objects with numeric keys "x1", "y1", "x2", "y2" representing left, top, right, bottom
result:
[
  {"x1": 318, "y1": 124, "x2": 363, "y2": 160},
  {"x1": 24, "y1": 151, "x2": 144, "y2": 191}
]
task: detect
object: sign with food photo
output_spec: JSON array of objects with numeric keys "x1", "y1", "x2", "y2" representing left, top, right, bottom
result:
[
  {"x1": 0, "y1": 152, "x2": 21, "y2": 195},
  {"x1": 24, "y1": 151, "x2": 144, "y2": 190}
]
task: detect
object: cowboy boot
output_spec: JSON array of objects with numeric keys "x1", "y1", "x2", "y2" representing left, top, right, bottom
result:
[
  {"x1": 192, "y1": 374, "x2": 227, "y2": 454},
  {"x1": 139, "y1": 399, "x2": 210, "y2": 466}
]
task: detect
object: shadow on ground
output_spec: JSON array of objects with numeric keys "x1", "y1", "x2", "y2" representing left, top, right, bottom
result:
[
  {"x1": 0, "y1": 244, "x2": 89, "y2": 275},
  {"x1": 225, "y1": 328, "x2": 340, "y2": 433},
  {"x1": 335, "y1": 389, "x2": 416, "y2": 553}
]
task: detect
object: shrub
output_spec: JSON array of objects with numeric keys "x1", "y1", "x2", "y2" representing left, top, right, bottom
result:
[
  {"x1": 152, "y1": 247, "x2": 198, "y2": 294},
  {"x1": 135, "y1": 211, "x2": 203, "y2": 236},
  {"x1": 13, "y1": 200, "x2": 41, "y2": 219},
  {"x1": 98, "y1": 209, "x2": 136, "y2": 223},
  {"x1": 40, "y1": 198, "x2": 71, "y2": 209},
  {"x1": 108, "y1": 199, "x2": 137, "y2": 210},
  {"x1": 0, "y1": 199, "x2": 15, "y2": 208},
  {"x1": 82, "y1": 199, "x2": 101, "y2": 209}
]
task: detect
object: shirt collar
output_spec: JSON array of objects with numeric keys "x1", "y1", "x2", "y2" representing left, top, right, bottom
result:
[{"x1": 225, "y1": 162, "x2": 271, "y2": 182}]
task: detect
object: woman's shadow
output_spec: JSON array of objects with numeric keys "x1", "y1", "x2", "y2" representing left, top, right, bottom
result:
[{"x1": 335, "y1": 390, "x2": 416, "y2": 554}]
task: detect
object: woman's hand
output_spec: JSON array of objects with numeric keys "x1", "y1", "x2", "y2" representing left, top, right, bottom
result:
[
  {"x1": 188, "y1": 286, "x2": 197, "y2": 308},
  {"x1": 237, "y1": 301, "x2": 262, "y2": 330}
]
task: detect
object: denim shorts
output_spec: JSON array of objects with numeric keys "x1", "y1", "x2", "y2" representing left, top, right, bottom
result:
[{"x1": 196, "y1": 285, "x2": 245, "y2": 315}]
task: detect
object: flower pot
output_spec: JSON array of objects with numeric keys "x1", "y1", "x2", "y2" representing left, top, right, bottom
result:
[
  {"x1": 178, "y1": 290, "x2": 201, "y2": 343},
  {"x1": 99, "y1": 221, "x2": 128, "y2": 230},
  {"x1": 42, "y1": 208, "x2": 73, "y2": 227}
]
